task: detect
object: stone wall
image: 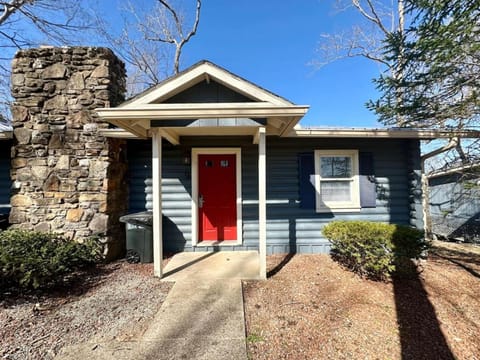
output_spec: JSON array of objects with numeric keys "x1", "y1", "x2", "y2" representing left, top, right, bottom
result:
[{"x1": 10, "y1": 46, "x2": 127, "y2": 259}]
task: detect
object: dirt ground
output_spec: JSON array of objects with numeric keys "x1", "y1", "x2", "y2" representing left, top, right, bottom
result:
[
  {"x1": 0, "y1": 261, "x2": 172, "y2": 360},
  {"x1": 1, "y1": 241, "x2": 479, "y2": 360},
  {"x1": 243, "y1": 241, "x2": 480, "y2": 360}
]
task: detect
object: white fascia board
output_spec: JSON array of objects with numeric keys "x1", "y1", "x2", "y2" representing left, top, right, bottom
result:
[
  {"x1": 97, "y1": 103, "x2": 309, "y2": 120},
  {"x1": 291, "y1": 128, "x2": 480, "y2": 139}
]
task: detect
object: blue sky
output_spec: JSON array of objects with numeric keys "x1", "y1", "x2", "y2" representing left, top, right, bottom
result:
[
  {"x1": 101, "y1": 0, "x2": 385, "y2": 128},
  {"x1": 2, "y1": 0, "x2": 385, "y2": 128},
  {"x1": 181, "y1": 0, "x2": 384, "y2": 128}
]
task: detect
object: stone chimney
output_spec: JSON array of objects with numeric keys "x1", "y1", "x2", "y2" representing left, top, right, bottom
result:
[{"x1": 10, "y1": 46, "x2": 127, "y2": 259}]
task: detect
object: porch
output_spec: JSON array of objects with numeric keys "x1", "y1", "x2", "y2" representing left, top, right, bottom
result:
[
  {"x1": 161, "y1": 251, "x2": 261, "y2": 281},
  {"x1": 96, "y1": 61, "x2": 309, "y2": 280}
]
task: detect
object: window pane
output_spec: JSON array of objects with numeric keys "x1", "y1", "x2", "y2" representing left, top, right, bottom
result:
[
  {"x1": 320, "y1": 181, "x2": 351, "y2": 202},
  {"x1": 320, "y1": 157, "x2": 352, "y2": 178}
]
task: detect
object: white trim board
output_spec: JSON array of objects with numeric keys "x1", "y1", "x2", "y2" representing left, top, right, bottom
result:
[
  {"x1": 122, "y1": 61, "x2": 293, "y2": 107},
  {"x1": 314, "y1": 149, "x2": 360, "y2": 213},
  {"x1": 191, "y1": 148, "x2": 243, "y2": 246}
]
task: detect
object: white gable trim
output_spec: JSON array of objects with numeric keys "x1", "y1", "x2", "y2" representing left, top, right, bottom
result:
[{"x1": 121, "y1": 62, "x2": 293, "y2": 108}]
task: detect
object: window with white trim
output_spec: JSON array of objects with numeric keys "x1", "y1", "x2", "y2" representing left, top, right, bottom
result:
[{"x1": 314, "y1": 150, "x2": 360, "y2": 212}]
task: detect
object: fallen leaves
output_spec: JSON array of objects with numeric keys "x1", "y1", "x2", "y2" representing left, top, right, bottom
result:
[{"x1": 244, "y1": 243, "x2": 480, "y2": 360}]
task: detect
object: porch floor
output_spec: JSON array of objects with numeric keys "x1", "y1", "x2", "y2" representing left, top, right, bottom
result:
[{"x1": 161, "y1": 251, "x2": 261, "y2": 281}]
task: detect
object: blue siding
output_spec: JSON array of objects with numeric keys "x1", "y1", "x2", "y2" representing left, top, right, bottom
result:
[
  {"x1": 262, "y1": 137, "x2": 415, "y2": 253},
  {"x1": 407, "y1": 139, "x2": 424, "y2": 229},
  {"x1": 0, "y1": 140, "x2": 11, "y2": 214},
  {"x1": 127, "y1": 137, "x2": 421, "y2": 254}
]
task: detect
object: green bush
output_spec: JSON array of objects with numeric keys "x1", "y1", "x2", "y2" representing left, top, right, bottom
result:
[
  {"x1": 322, "y1": 221, "x2": 427, "y2": 280},
  {"x1": 0, "y1": 229, "x2": 102, "y2": 290}
]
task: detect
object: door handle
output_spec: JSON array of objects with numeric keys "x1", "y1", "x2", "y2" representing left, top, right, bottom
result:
[{"x1": 199, "y1": 194, "x2": 204, "y2": 208}]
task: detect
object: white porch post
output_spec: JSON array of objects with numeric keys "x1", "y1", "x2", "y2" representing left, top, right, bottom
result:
[
  {"x1": 152, "y1": 129, "x2": 163, "y2": 277},
  {"x1": 258, "y1": 127, "x2": 267, "y2": 279}
]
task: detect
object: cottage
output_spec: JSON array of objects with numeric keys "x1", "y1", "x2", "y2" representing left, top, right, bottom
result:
[
  {"x1": 96, "y1": 60, "x2": 446, "y2": 279},
  {"x1": 7, "y1": 47, "x2": 478, "y2": 279}
]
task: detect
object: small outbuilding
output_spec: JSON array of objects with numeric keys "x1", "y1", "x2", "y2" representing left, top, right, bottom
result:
[{"x1": 429, "y1": 165, "x2": 480, "y2": 242}]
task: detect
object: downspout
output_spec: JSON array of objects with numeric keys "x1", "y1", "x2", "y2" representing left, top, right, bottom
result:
[{"x1": 420, "y1": 137, "x2": 459, "y2": 240}]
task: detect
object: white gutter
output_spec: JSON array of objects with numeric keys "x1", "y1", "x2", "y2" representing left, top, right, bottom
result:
[
  {"x1": 292, "y1": 128, "x2": 480, "y2": 139},
  {"x1": 96, "y1": 103, "x2": 309, "y2": 121}
]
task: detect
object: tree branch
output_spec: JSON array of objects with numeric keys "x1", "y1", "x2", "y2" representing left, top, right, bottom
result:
[
  {"x1": 157, "y1": 0, "x2": 183, "y2": 36},
  {"x1": 0, "y1": 0, "x2": 31, "y2": 26},
  {"x1": 352, "y1": 0, "x2": 389, "y2": 35}
]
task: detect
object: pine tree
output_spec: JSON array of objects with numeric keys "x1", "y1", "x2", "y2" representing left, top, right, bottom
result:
[{"x1": 369, "y1": 0, "x2": 480, "y2": 130}]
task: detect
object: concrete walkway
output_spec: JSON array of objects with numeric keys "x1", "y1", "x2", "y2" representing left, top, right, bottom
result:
[
  {"x1": 56, "y1": 251, "x2": 259, "y2": 360},
  {"x1": 162, "y1": 251, "x2": 261, "y2": 282}
]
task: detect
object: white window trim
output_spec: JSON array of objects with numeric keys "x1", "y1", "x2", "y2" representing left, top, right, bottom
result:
[
  {"x1": 191, "y1": 148, "x2": 243, "y2": 246},
  {"x1": 314, "y1": 149, "x2": 360, "y2": 213}
]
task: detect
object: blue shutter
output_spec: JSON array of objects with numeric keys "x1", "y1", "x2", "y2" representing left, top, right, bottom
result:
[
  {"x1": 298, "y1": 153, "x2": 315, "y2": 209},
  {"x1": 359, "y1": 152, "x2": 376, "y2": 208}
]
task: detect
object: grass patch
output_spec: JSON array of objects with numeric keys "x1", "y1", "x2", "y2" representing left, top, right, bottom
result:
[{"x1": 247, "y1": 333, "x2": 265, "y2": 343}]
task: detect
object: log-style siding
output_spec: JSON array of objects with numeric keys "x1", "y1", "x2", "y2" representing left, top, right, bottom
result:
[
  {"x1": 127, "y1": 136, "x2": 422, "y2": 254},
  {"x1": 0, "y1": 140, "x2": 11, "y2": 213}
]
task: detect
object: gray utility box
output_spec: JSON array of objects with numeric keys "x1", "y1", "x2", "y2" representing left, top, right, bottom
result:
[{"x1": 119, "y1": 212, "x2": 153, "y2": 263}]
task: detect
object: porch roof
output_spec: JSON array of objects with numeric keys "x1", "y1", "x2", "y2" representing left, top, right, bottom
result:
[{"x1": 96, "y1": 61, "x2": 309, "y2": 142}]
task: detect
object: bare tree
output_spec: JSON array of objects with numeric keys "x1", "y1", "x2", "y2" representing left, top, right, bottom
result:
[
  {"x1": 313, "y1": 0, "x2": 407, "y2": 125},
  {"x1": 0, "y1": 0, "x2": 100, "y2": 123},
  {"x1": 100, "y1": 0, "x2": 201, "y2": 95},
  {"x1": 152, "y1": 0, "x2": 201, "y2": 75},
  {"x1": 313, "y1": 1, "x2": 405, "y2": 68},
  {"x1": 0, "y1": 1, "x2": 93, "y2": 48}
]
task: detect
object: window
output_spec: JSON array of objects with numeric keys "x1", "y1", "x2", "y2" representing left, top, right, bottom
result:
[{"x1": 314, "y1": 150, "x2": 360, "y2": 212}]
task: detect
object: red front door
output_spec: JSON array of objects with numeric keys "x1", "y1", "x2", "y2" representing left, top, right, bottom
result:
[{"x1": 198, "y1": 154, "x2": 237, "y2": 241}]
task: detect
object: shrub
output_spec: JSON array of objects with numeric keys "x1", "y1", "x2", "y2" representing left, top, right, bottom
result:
[
  {"x1": 322, "y1": 221, "x2": 427, "y2": 280},
  {"x1": 0, "y1": 229, "x2": 102, "y2": 290}
]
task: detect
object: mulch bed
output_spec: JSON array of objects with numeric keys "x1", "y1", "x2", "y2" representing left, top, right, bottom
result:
[{"x1": 243, "y1": 242, "x2": 480, "y2": 360}]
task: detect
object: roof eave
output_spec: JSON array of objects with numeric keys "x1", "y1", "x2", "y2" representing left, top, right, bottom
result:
[{"x1": 290, "y1": 128, "x2": 480, "y2": 139}]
